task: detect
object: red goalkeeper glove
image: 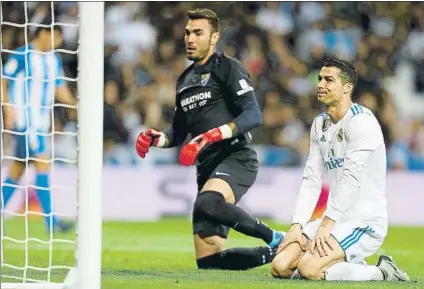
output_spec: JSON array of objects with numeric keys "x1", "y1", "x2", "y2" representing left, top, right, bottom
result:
[
  {"x1": 178, "y1": 125, "x2": 233, "y2": 166},
  {"x1": 136, "y1": 129, "x2": 166, "y2": 158}
]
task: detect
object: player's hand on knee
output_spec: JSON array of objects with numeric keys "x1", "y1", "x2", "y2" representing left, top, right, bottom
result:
[
  {"x1": 135, "y1": 129, "x2": 166, "y2": 158},
  {"x1": 277, "y1": 224, "x2": 306, "y2": 254},
  {"x1": 178, "y1": 127, "x2": 226, "y2": 166},
  {"x1": 310, "y1": 226, "x2": 332, "y2": 257}
]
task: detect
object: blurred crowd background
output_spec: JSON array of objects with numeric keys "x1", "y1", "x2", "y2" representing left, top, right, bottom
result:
[{"x1": 1, "y1": 1, "x2": 424, "y2": 171}]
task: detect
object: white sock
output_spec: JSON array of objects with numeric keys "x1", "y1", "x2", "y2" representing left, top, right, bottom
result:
[
  {"x1": 325, "y1": 262, "x2": 385, "y2": 281},
  {"x1": 291, "y1": 269, "x2": 304, "y2": 280}
]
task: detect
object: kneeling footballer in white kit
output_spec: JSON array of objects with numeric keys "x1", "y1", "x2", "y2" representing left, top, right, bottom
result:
[{"x1": 271, "y1": 57, "x2": 409, "y2": 282}]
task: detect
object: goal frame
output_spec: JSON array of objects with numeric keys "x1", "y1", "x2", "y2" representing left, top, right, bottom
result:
[{"x1": 2, "y1": 2, "x2": 104, "y2": 289}]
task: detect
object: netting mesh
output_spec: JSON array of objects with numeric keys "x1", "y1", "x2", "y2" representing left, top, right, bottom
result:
[{"x1": 1, "y1": 2, "x2": 78, "y2": 284}]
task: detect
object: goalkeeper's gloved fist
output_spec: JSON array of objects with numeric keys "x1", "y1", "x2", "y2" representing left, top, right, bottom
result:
[
  {"x1": 178, "y1": 125, "x2": 232, "y2": 166},
  {"x1": 136, "y1": 129, "x2": 166, "y2": 158}
]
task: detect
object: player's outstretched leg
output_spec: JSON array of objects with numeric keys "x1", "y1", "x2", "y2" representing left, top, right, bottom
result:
[
  {"x1": 33, "y1": 155, "x2": 73, "y2": 233},
  {"x1": 1, "y1": 161, "x2": 26, "y2": 208},
  {"x1": 194, "y1": 178, "x2": 284, "y2": 248},
  {"x1": 194, "y1": 228, "x2": 277, "y2": 270}
]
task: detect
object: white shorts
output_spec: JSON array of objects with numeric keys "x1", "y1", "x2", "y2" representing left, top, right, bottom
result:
[{"x1": 303, "y1": 219, "x2": 385, "y2": 264}]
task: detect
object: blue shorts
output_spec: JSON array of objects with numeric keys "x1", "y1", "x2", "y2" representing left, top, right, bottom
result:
[{"x1": 14, "y1": 133, "x2": 48, "y2": 159}]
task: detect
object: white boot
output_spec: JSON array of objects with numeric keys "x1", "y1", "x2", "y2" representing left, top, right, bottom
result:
[{"x1": 377, "y1": 255, "x2": 410, "y2": 282}]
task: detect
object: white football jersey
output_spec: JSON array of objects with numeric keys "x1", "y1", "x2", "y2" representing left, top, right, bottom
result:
[{"x1": 292, "y1": 103, "x2": 388, "y2": 236}]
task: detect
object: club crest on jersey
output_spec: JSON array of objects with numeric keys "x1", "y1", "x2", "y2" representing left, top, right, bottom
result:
[
  {"x1": 337, "y1": 128, "x2": 344, "y2": 142},
  {"x1": 322, "y1": 118, "x2": 331, "y2": 132},
  {"x1": 200, "y1": 73, "x2": 210, "y2": 86}
]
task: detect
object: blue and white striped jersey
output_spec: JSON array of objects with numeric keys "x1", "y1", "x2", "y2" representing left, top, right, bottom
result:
[{"x1": 2, "y1": 44, "x2": 65, "y2": 133}]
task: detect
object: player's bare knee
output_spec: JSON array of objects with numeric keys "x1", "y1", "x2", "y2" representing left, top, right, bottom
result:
[
  {"x1": 271, "y1": 242, "x2": 304, "y2": 278},
  {"x1": 297, "y1": 254, "x2": 321, "y2": 281},
  {"x1": 271, "y1": 259, "x2": 293, "y2": 279},
  {"x1": 298, "y1": 249, "x2": 343, "y2": 281},
  {"x1": 271, "y1": 267, "x2": 294, "y2": 279},
  {"x1": 298, "y1": 260, "x2": 322, "y2": 281},
  {"x1": 299, "y1": 267, "x2": 322, "y2": 281},
  {"x1": 200, "y1": 178, "x2": 235, "y2": 204}
]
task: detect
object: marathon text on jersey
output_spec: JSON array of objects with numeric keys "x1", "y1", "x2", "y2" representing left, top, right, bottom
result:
[{"x1": 181, "y1": 91, "x2": 212, "y2": 111}]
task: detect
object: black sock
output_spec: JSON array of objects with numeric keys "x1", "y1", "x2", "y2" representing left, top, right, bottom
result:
[
  {"x1": 196, "y1": 246, "x2": 275, "y2": 270},
  {"x1": 194, "y1": 191, "x2": 274, "y2": 244}
]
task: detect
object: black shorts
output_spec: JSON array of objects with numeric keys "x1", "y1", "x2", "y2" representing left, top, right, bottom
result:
[{"x1": 192, "y1": 146, "x2": 258, "y2": 239}]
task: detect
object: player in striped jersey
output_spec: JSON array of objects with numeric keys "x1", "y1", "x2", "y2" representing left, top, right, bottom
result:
[
  {"x1": 271, "y1": 58, "x2": 409, "y2": 282},
  {"x1": 1, "y1": 24, "x2": 75, "y2": 233}
]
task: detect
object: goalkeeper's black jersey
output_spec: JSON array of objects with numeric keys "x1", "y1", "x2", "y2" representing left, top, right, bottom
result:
[{"x1": 171, "y1": 52, "x2": 257, "y2": 168}]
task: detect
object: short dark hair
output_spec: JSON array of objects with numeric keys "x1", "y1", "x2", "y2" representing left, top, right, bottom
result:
[
  {"x1": 34, "y1": 16, "x2": 63, "y2": 37},
  {"x1": 187, "y1": 8, "x2": 220, "y2": 33},
  {"x1": 322, "y1": 57, "x2": 358, "y2": 94},
  {"x1": 35, "y1": 25, "x2": 63, "y2": 37}
]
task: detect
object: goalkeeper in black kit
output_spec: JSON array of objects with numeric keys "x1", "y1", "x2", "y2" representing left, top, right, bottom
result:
[{"x1": 136, "y1": 8, "x2": 285, "y2": 270}]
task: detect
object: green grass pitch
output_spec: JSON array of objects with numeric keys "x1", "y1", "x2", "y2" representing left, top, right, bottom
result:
[{"x1": 1, "y1": 218, "x2": 424, "y2": 288}]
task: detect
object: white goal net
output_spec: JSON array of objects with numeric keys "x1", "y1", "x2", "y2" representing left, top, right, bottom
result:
[{"x1": 1, "y1": 2, "x2": 103, "y2": 289}]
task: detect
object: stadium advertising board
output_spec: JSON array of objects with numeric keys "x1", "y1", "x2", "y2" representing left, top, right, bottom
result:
[{"x1": 3, "y1": 166, "x2": 424, "y2": 226}]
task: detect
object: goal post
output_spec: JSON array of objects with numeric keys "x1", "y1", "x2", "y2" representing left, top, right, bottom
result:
[
  {"x1": 1, "y1": 2, "x2": 104, "y2": 289},
  {"x1": 75, "y1": 2, "x2": 104, "y2": 289}
]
